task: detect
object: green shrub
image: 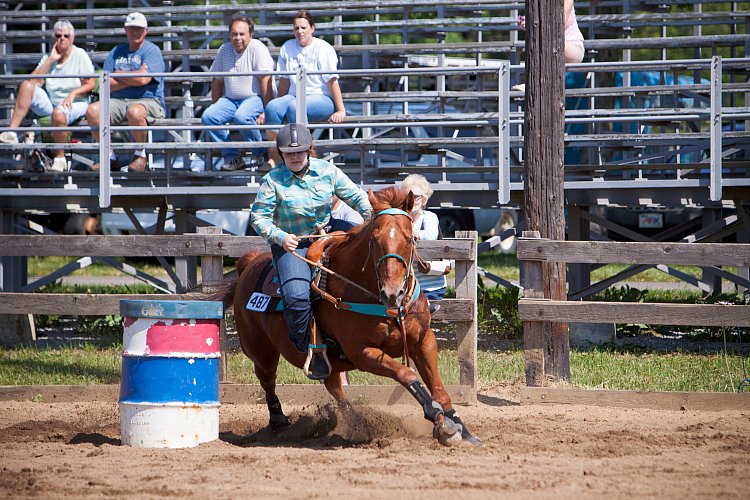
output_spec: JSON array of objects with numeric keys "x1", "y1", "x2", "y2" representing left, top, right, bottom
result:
[{"x1": 476, "y1": 278, "x2": 523, "y2": 339}]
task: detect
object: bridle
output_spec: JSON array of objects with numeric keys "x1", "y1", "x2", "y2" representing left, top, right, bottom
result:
[{"x1": 369, "y1": 208, "x2": 415, "y2": 300}]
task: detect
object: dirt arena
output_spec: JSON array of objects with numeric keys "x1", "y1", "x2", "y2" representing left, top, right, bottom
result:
[{"x1": 1, "y1": 384, "x2": 748, "y2": 499}]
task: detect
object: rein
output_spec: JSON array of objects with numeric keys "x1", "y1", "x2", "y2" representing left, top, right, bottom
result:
[{"x1": 305, "y1": 207, "x2": 420, "y2": 363}]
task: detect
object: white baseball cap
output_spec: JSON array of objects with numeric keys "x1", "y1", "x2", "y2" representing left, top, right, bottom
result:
[{"x1": 125, "y1": 12, "x2": 148, "y2": 28}]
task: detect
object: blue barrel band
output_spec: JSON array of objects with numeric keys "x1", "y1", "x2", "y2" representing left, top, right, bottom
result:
[
  {"x1": 119, "y1": 401, "x2": 221, "y2": 409},
  {"x1": 120, "y1": 300, "x2": 224, "y2": 320},
  {"x1": 119, "y1": 356, "x2": 220, "y2": 404}
]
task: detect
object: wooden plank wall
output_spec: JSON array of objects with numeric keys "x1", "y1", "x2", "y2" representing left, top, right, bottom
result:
[
  {"x1": 517, "y1": 235, "x2": 750, "y2": 386},
  {"x1": 0, "y1": 230, "x2": 479, "y2": 394}
]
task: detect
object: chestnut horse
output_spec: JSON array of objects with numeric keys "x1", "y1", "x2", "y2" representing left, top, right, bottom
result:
[{"x1": 218, "y1": 187, "x2": 479, "y2": 446}]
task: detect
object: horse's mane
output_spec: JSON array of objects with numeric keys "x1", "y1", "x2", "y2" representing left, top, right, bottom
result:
[
  {"x1": 327, "y1": 186, "x2": 411, "y2": 256},
  {"x1": 370, "y1": 186, "x2": 409, "y2": 213}
]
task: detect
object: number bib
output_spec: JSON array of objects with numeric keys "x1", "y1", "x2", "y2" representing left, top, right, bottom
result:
[{"x1": 245, "y1": 292, "x2": 282, "y2": 313}]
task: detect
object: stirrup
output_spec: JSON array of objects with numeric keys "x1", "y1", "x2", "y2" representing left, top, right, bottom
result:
[{"x1": 303, "y1": 344, "x2": 332, "y2": 380}]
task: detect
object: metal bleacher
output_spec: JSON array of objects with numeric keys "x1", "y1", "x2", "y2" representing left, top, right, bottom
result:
[{"x1": 0, "y1": 0, "x2": 748, "y2": 295}]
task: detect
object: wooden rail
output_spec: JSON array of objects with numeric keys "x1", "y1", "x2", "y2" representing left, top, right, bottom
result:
[
  {"x1": 0, "y1": 229, "x2": 479, "y2": 395},
  {"x1": 517, "y1": 233, "x2": 750, "y2": 386}
]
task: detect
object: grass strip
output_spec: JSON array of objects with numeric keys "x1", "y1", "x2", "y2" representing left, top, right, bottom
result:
[{"x1": 1, "y1": 345, "x2": 745, "y2": 393}]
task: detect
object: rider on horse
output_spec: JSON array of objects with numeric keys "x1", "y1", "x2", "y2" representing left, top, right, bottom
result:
[{"x1": 250, "y1": 123, "x2": 373, "y2": 379}]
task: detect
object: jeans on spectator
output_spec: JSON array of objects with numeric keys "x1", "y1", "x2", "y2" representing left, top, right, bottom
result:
[
  {"x1": 327, "y1": 218, "x2": 357, "y2": 233},
  {"x1": 264, "y1": 93, "x2": 335, "y2": 125},
  {"x1": 201, "y1": 95, "x2": 264, "y2": 160},
  {"x1": 423, "y1": 286, "x2": 446, "y2": 301},
  {"x1": 271, "y1": 243, "x2": 312, "y2": 353}
]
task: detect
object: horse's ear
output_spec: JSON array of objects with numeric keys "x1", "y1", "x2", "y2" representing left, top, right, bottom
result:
[
  {"x1": 405, "y1": 190, "x2": 415, "y2": 213},
  {"x1": 368, "y1": 188, "x2": 381, "y2": 211}
]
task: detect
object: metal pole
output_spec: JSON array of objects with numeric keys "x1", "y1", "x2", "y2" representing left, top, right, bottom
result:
[
  {"x1": 710, "y1": 55, "x2": 722, "y2": 202},
  {"x1": 99, "y1": 72, "x2": 111, "y2": 209},
  {"x1": 498, "y1": 62, "x2": 510, "y2": 205},
  {"x1": 296, "y1": 67, "x2": 308, "y2": 125}
]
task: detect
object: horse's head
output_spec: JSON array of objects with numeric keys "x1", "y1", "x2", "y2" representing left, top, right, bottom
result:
[{"x1": 367, "y1": 187, "x2": 416, "y2": 308}]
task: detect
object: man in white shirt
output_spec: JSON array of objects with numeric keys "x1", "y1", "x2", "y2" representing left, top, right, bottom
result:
[{"x1": 201, "y1": 13, "x2": 274, "y2": 171}]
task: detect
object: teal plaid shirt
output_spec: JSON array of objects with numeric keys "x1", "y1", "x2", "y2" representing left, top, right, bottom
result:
[{"x1": 251, "y1": 157, "x2": 372, "y2": 246}]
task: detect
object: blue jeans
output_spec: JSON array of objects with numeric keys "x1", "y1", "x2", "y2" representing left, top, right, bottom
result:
[
  {"x1": 424, "y1": 287, "x2": 446, "y2": 301},
  {"x1": 264, "y1": 94, "x2": 335, "y2": 125},
  {"x1": 271, "y1": 244, "x2": 312, "y2": 353},
  {"x1": 201, "y1": 95, "x2": 264, "y2": 159}
]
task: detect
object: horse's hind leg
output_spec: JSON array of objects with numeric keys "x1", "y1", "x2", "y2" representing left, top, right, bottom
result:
[
  {"x1": 252, "y1": 347, "x2": 291, "y2": 430},
  {"x1": 323, "y1": 373, "x2": 348, "y2": 403}
]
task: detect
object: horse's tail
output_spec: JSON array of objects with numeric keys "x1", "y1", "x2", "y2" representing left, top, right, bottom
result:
[
  {"x1": 193, "y1": 250, "x2": 263, "y2": 308},
  {"x1": 236, "y1": 249, "x2": 263, "y2": 278},
  {"x1": 187, "y1": 272, "x2": 237, "y2": 309}
]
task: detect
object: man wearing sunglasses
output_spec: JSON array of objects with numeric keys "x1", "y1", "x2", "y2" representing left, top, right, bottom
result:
[
  {"x1": 0, "y1": 20, "x2": 95, "y2": 172},
  {"x1": 86, "y1": 12, "x2": 165, "y2": 172}
]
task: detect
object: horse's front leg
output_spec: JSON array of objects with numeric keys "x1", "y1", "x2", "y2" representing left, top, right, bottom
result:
[
  {"x1": 410, "y1": 328, "x2": 481, "y2": 445},
  {"x1": 353, "y1": 346, "x2": 461, "y2": 447}
]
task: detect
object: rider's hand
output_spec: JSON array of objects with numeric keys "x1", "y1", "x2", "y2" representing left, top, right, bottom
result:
[{"x1": 282, "y1": 233, "x2": 299, "y2": 252}]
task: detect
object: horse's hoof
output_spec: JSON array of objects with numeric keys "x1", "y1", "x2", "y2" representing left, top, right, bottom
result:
[
  {"x1": 464, "y1": 435, "x2": 482, "y2": 445},
  {"x1": 433, "y1": 416, "x2": 461, "y2": 447},
  {"x1": 269, "y1": 414, "x2": 291, "y2": 431}
]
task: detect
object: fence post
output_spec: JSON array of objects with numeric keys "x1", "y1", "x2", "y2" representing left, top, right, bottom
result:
[
  {"x1": 520, "y1": 230, "x2": 545, "y2": 386},
  {"x1": 454, "y1": 231, "x2": 477, "y2": 398},
  {"x1": 198, "y1": 226, "x2": 227, "y2": 382}
]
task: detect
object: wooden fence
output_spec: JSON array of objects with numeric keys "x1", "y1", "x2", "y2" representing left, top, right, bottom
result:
[
  {"x1": 517, "y1": 232, "x2": 750, "y2": 386},
  {"x1": 0, "y1": 228, "x2": 478, "y2": 399}
]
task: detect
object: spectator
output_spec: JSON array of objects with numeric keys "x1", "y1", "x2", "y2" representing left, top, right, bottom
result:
[
  {"x1": 251, "y1": 123, "x2": 372, "y2": 380},
  {"x1": 263, "y1": 9, "x2": 346, "y2": 169},
  {"x1": 201, "y1": 14, "x2": 274, "y2": 171},
  {"x1": 328, "y1": 194, "x2": 364, "y2": 233},
  {"x1": 401, "y1": 174, "x2": 452, "y2": 307},
  {"x1": 514, "y1": 0, "x2": 585, "y2": 91},
  {"x1": 86, "y1": 12, "x2": 165, "y2": 172},
  {"x1": 0, "y1": 20, "x2": 95, "y2": 172}
]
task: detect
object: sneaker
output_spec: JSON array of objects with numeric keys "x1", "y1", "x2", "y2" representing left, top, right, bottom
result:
[
  {"x1": 49, "y1": 157, "x2": 68, "y2": 172},
  {"x1": 0, "y1": 131, "x2": 18, "y2": 144},
  {"x1": 221, "y1": 157, "x2": 246, "y2": 171},
  {"x1": 259, "y1": 157, "x2": 276, "y2": 172},
  {"x1": 128, "y1": 155, "x2": 149, "y2": 172},
  {"x1": 89, "y1": 158, "x2": 120, "y2": 172}
]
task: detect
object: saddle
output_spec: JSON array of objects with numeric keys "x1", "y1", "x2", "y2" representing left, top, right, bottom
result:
[
  {"x1": 244, "y1": 259, "x2": 284, "y2": 314},
  {"x1": 243, "y1": 243, "x2": 349, "y2": 365}
]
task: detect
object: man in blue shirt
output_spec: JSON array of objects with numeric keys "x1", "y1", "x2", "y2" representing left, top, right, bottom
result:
[{"x1": 86, "y1": 12, "x2": 165, "y2": 172}]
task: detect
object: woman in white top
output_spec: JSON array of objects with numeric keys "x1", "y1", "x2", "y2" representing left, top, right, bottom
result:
[
  {"x1": 0, "y1": 20, "x2": 95, "y2": 172},
  {"x1": 264, "y1": 10, "x2": 346, "y2": 168},
  {"x1": 401, "y1": 174, "x2": 451, "y2": 301}
]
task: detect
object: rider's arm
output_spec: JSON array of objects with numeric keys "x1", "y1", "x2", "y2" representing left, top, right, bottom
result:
[
  {"x1": 332, "y1": 167, "x2": 373, "y2": 220},
  {"x1": 250, "y1": 179, "x2": 289, "y2": 246}
]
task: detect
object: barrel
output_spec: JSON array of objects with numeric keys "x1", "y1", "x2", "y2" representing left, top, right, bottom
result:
[{"x1": 119, "y1": 300, "x2": 223, "y2": 448}]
